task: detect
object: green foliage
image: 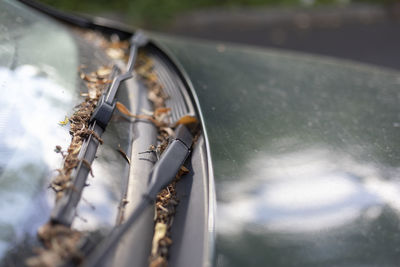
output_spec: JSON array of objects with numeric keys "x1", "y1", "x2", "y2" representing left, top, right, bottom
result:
[{"x1": 38, "y1": 0, "x2": 389, "y2": 28}]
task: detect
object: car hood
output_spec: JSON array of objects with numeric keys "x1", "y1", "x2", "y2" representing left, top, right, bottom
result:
[{"x1": 152, "y1": 34, "x2": 400, "y2": 267}]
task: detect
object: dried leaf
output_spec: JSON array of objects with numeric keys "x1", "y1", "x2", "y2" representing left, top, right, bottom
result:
[
  {"x1": 96, "y1": 66, "x2": 112, "y2": 77},
  {"x1": 116, "y1": 101, "x2": 135, "y2": 117},
  {"x1": 106, "y1": 48, "x2": 125, "y2": 59},
  {"x1": 80, "y1": 73, "x2": 98, "y2": 83},
  {"x1": 117, "y1": 145, "x2": 130, "y2": 165},
  {"x1": 180, "y1": 166, "x2": 190, "y2": 174},
  {"x1": 109, "y1": 40, "x2": 129, "y2": 49},
  {"x1": 143, "y1": 72, "x2": 158, "y2": 83},
  {"x1": 70, "y1": 145, "x2": 81, "y2": 155},
  {"x1": 116, "y1": 102, "x2": 166, "y2": 127},
  {"x1": 149, "y1": 256, "x2": 167, "y2": 267},
  {"x1": 58, "y1": 116, "x2": 69, "y2": 126},
  {"x1": 174, "y1": 115, "x2": 198, "y2": 127},
  {"x1": 141, "y1": 108, "x2": 154, "y2": 116},
  {"x1": 151, "y1": 223, "x2": 167, "y2": 255},
  {"x1": 160, "y1": 127, "x2": 174, "y2": 137},
  {"x1": 148, "y1": 91, "x2": 164, "y2": 108},
  {"x1": 154, "y1": 107, "x2": 171, "y2": 117},
  {"x1": 96, "y1": 78, "x2": 112, "y2": 84},
  {"x1": 88, "y1": 87, "x2": 98, "y2": 99}
]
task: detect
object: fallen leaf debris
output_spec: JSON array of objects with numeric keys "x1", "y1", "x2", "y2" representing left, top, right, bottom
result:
[
  {"x1": 28, "y1": 62, "x2": 113, "y2": 266},
  {"x1": 135, "y1": 53, "x2": 192, "y2": 267},
  {"x1": 50, "y1": 66, "x2": 111, "y2": 200},
  {"x1": 149, "y1": 166, "x2": 189, "y2": 267},
  {"x1": 26, "y1": 223, "x2": 83, "y2": 267}
]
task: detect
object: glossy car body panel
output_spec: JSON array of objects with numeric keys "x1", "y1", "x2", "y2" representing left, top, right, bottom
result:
[{"x1": 153, "y1": 35, "x2": 400, "y2": 266}]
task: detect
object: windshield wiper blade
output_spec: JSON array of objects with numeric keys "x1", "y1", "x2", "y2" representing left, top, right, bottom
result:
[
  {"x1": 82, "y1": 124, "x2": 195, "y2": 267},
  {"x1": 51, "y1": 31, "x2": 148, "y2": 226}
]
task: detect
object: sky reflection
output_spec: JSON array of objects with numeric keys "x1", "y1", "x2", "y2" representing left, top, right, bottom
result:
[{"x1": 0, "y1": 65, "x2": 74, "y2": 258}]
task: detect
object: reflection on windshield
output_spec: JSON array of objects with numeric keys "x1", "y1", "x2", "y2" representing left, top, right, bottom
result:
[
  {"x1": 218, "y1": 147, "x2": 400, "y2": 234},
  {"x1": 72, "y1": 144, "x2": 127, "y2": 232},
  {"x1": 0, "y1": 65, "x2": 73, "y2": 259}
]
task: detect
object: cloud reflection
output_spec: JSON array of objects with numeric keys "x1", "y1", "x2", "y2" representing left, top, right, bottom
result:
[
  {"x1": 0, "y1": 65, "x2": 74, "y2": 258},
  {"x1": 218, "y1": 147, "x2": 400, "y2": 234}
]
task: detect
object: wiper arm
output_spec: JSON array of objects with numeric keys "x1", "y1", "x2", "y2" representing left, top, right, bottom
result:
[
  {"x1": 82, "y1": 124, "x2": 194, "y2": 267},
  {"x1": 90, "y1": 31, "x2": 148, "y2": 129},
  {"x1": 51, "y1": 31, "x2": 148, "y2": 226}
]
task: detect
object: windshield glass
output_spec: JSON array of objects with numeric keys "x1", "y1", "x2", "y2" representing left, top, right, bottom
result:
[
  {"x1": 0, "y1": 0, "x2": 79, "y2": 261},
  {"x1": 0, "y1": 1, "x2": 131, "y2": 264}
]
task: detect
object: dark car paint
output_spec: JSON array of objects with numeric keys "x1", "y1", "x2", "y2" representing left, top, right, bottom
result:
[{"x1": 152, "y1": 35, "x2": 400, "y2": 267}]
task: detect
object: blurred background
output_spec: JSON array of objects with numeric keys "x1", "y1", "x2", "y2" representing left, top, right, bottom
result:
[{"x1": 38, "y1": 0, "x2": 400, "y2": 70}]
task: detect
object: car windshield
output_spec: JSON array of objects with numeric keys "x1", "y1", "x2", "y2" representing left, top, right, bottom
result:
[
  {"x1": 0, "y1": 1, "x2": 132, "y2": 264},
  {"x1": 0, "y1": 0, "x2": 80, "y2": 260}
]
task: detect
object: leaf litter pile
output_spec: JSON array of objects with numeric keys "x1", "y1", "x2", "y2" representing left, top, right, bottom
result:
[{"x1": 27, "y1": 32, "x2": 198, "y2": 267}]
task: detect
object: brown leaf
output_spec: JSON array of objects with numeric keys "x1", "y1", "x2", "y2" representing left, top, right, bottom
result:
[
  {"x1": 149, "y1": 256, "x2": 167, "y2": 267},
  {"x1": 116, "y1": 101, "x2": 136, "y2": 117},
  {"x1": 96, "y1": 66, "x2": 112, "y2": 77},
  {"x1": 117, "y1": 145, "x2": 131, "y2": 165},
  {"x1": 154, "y1": 107, "x2": 171, "y2": 117},
  {"x1": 173, "y1": 115, "x2": 198, "y2": 127},
  {"x1": 151, "y1": 223, "x2": 167, "y2": 255},
  {"x1": 96, "y1": 78, "x2": 112, "y2": 85},
  {"x1": 160, "y1": 127, "x2": 174, "y2": 137},
  {"x1": 180, "y1": 166, "x2": 190, "y2": 174},
  {"x1": 106, "y1": 48, "x2": 125, "y2": 59},
  {"x1": 80, "y1": 73, "x2": 98, "y2": 83},
  {"x1": 116, "y1": 102, "x2": 166, "y2": 127},
  {"x1": 70, "y1": 145, "x2": 81, "y2": 155},
  {"x1": 88, "y1": 87, "x2": 98, "y2": 99},
  {"x1": 148, "y1": 91, "x2": 164, "y2": 108}
]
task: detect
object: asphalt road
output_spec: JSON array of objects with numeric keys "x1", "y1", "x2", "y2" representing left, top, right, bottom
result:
[{"x1": 167, "y1": 4, "x2": 400, "y2": 70}]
